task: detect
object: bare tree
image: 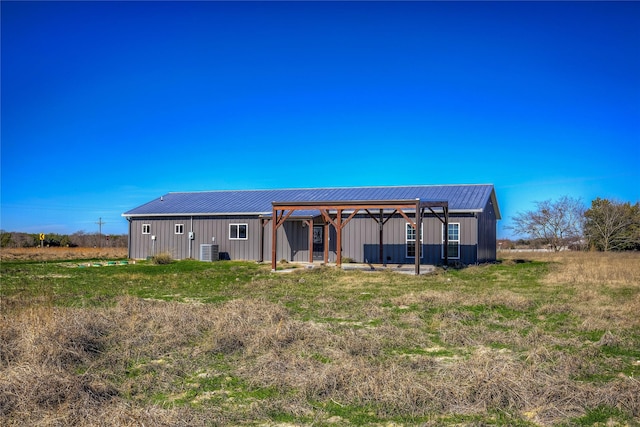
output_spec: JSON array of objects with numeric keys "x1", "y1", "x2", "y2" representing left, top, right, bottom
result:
[{"x1": 509, "y1": 196, "x2": 585, "y2": 252}]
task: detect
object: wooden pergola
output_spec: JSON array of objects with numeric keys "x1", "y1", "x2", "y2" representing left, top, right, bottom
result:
[{"x1": 268, "y1": 199, "x2": 449, "y2": 275}]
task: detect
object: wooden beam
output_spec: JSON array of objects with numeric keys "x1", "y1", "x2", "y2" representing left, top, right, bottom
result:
[
  {"x1": 382, "y1": 209, "x2": 397, "y2": 225},
  {"x1": 274, "y1": 201, "x2": 416, "y2": 210},
  {"x1": 341, "y1": 209, "x2": 360, "y2": 228},
  {"x1": 398, "y1": 209, "x2": 415, "y2": 228},
  {"x1": 276, "y1": 209, "x2": 295, "y2": 228},
  {"x1": 364, "y1": 208, "x2": 396, "y2": 225},
  {"x1": 319, "y1": 209, "x2": 336, "y2": 229},
  {"x1": 422, "y1": 201, "x2": 448, "y2": 208},
  {"x1": 427, "y1": 207, "x2": 447, "y2": 224},
  {"x1": 273, "y1": 200, "x2": 447, "y2": 212},
  {"x1": 364, "y1": 209, "x2": 377, "y2": 221}
]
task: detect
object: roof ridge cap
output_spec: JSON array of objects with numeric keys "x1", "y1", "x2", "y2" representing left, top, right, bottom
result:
[{"x1": 167, "y1": 184, "x2": 494, "y2": 195}]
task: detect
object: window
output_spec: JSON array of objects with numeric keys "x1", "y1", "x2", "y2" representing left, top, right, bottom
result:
[
  {"x1": 175, "y1": 224, "x2": 184, "y2": 235},
  {"x1": 229, "y1": 223, "x2": 248, "y2": 240},
  {"x1": 142, "y1": 224, "x2": 151, "y2": 234},
  {"x1": 442, "y1": 223, "x2": 460, "y2": 259},
  {"x1": 406, "y1": 223, "x2": 423, "y2": 258}
]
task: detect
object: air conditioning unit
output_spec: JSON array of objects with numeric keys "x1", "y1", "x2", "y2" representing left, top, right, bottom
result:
[{"x1": 200, "y1": 244, "x2": 219, "y2": 262}]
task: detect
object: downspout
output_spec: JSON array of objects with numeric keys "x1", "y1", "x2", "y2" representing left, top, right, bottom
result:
[{"x1": 259, "y1": 217, "x2": 265, "y2": 263}]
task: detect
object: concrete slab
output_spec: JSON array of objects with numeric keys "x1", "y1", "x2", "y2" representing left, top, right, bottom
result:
[{"x1": 272, "y1": 262, "x2": 437, "y2": 275}]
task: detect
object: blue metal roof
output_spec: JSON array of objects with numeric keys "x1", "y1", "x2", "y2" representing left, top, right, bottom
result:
[{"x1": 122, "y1": 184, "x2": 500, "y2": 219}]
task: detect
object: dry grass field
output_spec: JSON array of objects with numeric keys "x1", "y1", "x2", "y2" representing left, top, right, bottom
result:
[
  {"x1": 0, "y1": 246, "x2": 128, "y2": 262},
  {"x1": 1, "y1": 251, "x2": 639, "y2": 426}
]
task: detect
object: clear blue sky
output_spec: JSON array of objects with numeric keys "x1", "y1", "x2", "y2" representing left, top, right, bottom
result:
[{"x1": 2, "y1": 1, "x2": 639, "y2": 239}]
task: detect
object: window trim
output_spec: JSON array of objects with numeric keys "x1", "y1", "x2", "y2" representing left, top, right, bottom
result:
[
  {"x1": 142, "y1": 224, "x2": 151, "y2": 235},
  {"x1": 175, "y1": 224, "x2": 184, "y2": 235},
  {"x1": 405, "y1": 222, "x2": 424, "y2": 259},
  {"x1": 229, "y1": 223, "x2": 248, "y2": 240},
  {"x1": 442, "y1": 222, "x2": 461, "y2": 259}
]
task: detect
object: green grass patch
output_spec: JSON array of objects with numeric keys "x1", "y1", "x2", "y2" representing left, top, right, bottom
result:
[{"x1": 567, "y1": 405, "x2": 631, "y2": 426}]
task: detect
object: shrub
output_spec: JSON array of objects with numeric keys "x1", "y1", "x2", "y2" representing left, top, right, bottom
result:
[{"x1": 151, "y1": 252, "x2": 173, "y2": 265}]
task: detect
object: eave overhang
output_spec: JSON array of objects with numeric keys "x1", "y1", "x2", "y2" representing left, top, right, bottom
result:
[
  {"x1": 121, "y1": 211, "x2": 271, "y2": 218},
  {"x1": 121, "y1": 208, "x2": 484, "y2": 218}
]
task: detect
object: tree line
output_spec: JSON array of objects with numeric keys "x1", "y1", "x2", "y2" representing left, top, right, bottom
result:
[
  {"x1": 509, "y1": 196, "x2": 640, "y2": 252},
  {"x1": 0, "y1": 231, "x2": 128, "y2": 248}
]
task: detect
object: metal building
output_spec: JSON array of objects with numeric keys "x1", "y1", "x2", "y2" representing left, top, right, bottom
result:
[{"x1": 122, "y1": 184, "x2": 500, "y2": 267}]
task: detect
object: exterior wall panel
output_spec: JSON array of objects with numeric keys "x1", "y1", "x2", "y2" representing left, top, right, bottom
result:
[
  {"x1": 128, "y1": 210, "x2": 492, "y2": 265},
  {"x1": 338, "y1": 213, "x2": 479, "y2": 265},
  {"x1": 342, "y1": 214, "x2": 378, "y2": 263},
  {"x1": 129, "y1": 216, "x2": 264, "y2": 261},
  {"x1": 477, "y1": 198, "x2": 497, "y2": 262}
]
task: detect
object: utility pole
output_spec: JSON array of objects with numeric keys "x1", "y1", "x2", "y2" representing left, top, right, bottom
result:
[{"x1": 96, "y1": 217, "x2": 105, "y2": 248}]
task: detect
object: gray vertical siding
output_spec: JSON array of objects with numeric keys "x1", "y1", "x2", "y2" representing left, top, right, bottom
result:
[
  {"x1": 193, "y1": 216, "x2": 263, "y2": 261},
  {"x1": 339, "y1": 213, "x2": 478, "y2": 265},
  {"x1": 128, "y1": 211, "x2": 494, "y2": 265},
  {"x1": 128, "y1": 217, "x2": 190, "y2": 260},
  {"x1": 477, "y1": 198, "x2": 497, "y2": 263},
  {"x1": 129, "y1": 216, "x2": 262, "y2": 261},
  {"x1": 342, "y1": 214, "x2": 379, "y2": 262}
]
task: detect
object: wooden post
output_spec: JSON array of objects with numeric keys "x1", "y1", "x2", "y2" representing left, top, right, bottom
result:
[
  {"x1": 415, "y1": 200, "x2": 421, "y2": 275},
  {"x1": 324, "y1": 220, "x2": 329, "y2": 264},
  {"x1": 271, "y1": 207, "x2": 277, "y2": 271},
  {"x1": 379, "y1": 209, "x2": 384, "y2": 266},
  {"x1": 444, "y1": 206, "x2": 449, "y2": 267},
  {"x1": 307, "y1": 219, "x2": 313, "y2": 263},
  {"x1": 336, "y1": 209, "x2": 342, "y2": 267}
]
